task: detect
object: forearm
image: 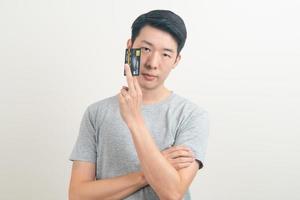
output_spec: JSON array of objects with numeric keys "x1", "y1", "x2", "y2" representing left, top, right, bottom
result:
[
  {"x1": 69, "y1": 172, "x2": 147, "y2": 200},
  {"x1": 128, "y1": 118, "x2": 182, "y2": 199}
]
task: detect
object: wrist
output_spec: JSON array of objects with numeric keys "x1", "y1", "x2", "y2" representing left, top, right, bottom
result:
[{"x1": 127, "y1": 115, "x2": 145, "y2": 131}]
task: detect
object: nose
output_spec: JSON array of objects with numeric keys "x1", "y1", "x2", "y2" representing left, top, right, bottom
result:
[{"x1": 145, "y1": 51, "x2": 160, "y2": 70}]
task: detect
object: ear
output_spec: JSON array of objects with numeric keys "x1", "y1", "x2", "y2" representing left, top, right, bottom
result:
[
  {"x1": 172, "y1": 54, "x2": 181, "y2": 69},
  {"x1": 127, "y1": 39, "x2": 132, "y2": 49}
]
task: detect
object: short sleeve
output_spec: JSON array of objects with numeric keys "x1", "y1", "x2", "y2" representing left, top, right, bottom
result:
[
  {"x1": 69, "y1": 106, "x2": 97, "y2": 163},
  {"x1": 174, "y1": 108, "x2": 209, "y2": 169}
]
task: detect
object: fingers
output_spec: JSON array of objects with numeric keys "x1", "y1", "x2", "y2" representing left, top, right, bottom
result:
[
  {"x1": 124, "y1": 64, "x2": 135, "y2": 92},
  {"x1": 162, "y1": 145, "x2": 196, "y2": 170},
  {"x1": 163, "y1": 145, "x2": 194, "y2": 155},
  {"x1": 169, "y1": 156, "x2": 195, "y2": 170},
  {"x1": 133, "y1": 77, "x2": 142, "y2": 96},
  {"x1": 173, "y1": 162, "x2": 193, "y2": 170},
  {"x1": 171, "y1": 156, "x2": 195, "y2": 163},
  {"x1": 120, "y1": 87, "x2": 130, "y2": 101},
  {"x1": 118, "y1": 93, "x2": 126, "y2": 104},
  {"x1": 123, "y1": 64, "x2": 142, "y2": 102},
  {"x1": 122, "y1": 86, "x2": 129, "y2": 91},
  {"x1": 169, "y1": 150, "x2": 195, "y2": 159}
]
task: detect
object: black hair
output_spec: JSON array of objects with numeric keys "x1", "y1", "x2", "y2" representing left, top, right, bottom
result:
[{"x1": 131, "y1": 10, "x2": 187, "y2": 54}]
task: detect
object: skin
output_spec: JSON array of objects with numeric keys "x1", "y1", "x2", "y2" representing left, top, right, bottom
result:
[
  {"x1": 128, "y1": 25, "x2": 181, "y2": 105},
  {"x1": 69, "y1": 146, "x2": 195, "y2": 200},
  {"x1": 119, "y1": 25, "x2": 200, "y2": 200},
  {"x1": 69, "y1": 25, "x2": 199, "y2": 200}
]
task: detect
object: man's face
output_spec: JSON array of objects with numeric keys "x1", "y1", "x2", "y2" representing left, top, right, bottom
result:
[{"x1": 129, "y1": 25, "x2": 181, "y2": 91}]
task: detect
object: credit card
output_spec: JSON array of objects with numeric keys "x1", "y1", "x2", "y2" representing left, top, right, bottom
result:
[{"x1": 124, "y1": 48, "x2": 141, "y2": 76}]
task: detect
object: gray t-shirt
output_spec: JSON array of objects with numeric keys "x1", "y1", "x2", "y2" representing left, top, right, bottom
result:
[{"x1": 69, "y1": 92, "x2": 209, "y2": 199}]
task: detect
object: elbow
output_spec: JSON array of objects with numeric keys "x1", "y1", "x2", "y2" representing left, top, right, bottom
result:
[{"x1": 155, "y1": 181, "x2": 184, "y2": 200}]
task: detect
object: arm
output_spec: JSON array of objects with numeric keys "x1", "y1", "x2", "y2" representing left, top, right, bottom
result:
[
  {"x1": 128, "y1": 119, "x2": 199, "y2": 200},
  {"x1": 119, "y1": 65, "x2": 201, "y2": 200},
  {"x1": 69, "y1": 147, "x2": 195, "y2": 200},
  {"x1": 69, "y1": 161, "x2": 147, "y2": 200}
]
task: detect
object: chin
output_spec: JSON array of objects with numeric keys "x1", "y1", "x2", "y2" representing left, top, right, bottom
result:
[
  {"x1": 140, "y1": 83, "x2": 162, "y2": 92},
  {"x1": 138, "y1": 78, "x2": 163, "y2": 91}
]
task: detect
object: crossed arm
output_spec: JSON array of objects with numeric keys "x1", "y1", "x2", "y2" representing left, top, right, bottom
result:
[
  {"x1": 117, "y1": 65, "x2": 200, "y2": 199},
  {"x1": 69, "y1": 161, "x2": 147, "y2": 200},
  {"x1": 124, "y1": 120, "x2": 199, "y2": 200},
  {"x1": 69, "y1": 146, "x2": 197, "y2": 200},
  {"x1": 69, "y1": 65, "x2": 201, "y2": 200}
]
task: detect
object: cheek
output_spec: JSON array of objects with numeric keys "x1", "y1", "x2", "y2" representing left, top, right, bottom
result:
[
  {"x1": 162, "y1": 67, "x2": 173, "y2": 75},
  {"x1": 140, "y1": 54, "x2": 147, "y2": 66},
  {"x1": 163, "y1": 68, "x2": 175, "y2": 80}
]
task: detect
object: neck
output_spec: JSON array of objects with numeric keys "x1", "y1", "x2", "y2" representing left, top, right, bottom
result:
[{"x1": 142, "y1": 86, "x2": 172, "y2": 105}]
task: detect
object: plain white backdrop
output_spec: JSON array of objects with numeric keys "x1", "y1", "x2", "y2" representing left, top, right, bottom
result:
[{"x1": 1, "y1": 0, "x2": 299, "y2": 199}]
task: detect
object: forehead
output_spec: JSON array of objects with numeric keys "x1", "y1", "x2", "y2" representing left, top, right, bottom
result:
[{"x1": 134, "y1": 25, "x2": 178, "y2": 51}]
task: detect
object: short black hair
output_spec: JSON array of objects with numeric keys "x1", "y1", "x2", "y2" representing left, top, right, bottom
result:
[{"x1": 131, "y1": 10, "x2": 187, "y2": 54}]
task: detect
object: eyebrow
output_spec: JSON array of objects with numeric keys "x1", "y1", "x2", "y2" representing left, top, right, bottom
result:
[{"x1": 141, "y1": 40, "x2": 175, "y2": 53}]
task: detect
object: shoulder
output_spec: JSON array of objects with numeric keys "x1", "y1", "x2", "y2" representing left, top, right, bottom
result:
[
  {"x1": 83, "y1": 94, "x2": 119, "y2": 122},
  {"x1": 87, "y1": 94, "x2": 118, "y2": 112},
  {"x1": 89, "y1": 94, "x2": 117, "y2": 108},
  {"x1": 171, "y1": 93, "x2": 208, "y2": 117}
]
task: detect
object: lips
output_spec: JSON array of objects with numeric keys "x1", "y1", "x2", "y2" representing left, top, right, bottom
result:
[
  {"x1": 142, "y1": 73, "x2": 157, "y2": 81},
  {"x1": 142, "y1": 73, "x2": 157, "y2": 77}
]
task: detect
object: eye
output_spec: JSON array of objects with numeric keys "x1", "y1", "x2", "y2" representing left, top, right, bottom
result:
[
  {"x1": 141, "y1": 47, "x2": 151, "y2": 53},
  {"x1": 163, "y1": 53, "x2": 171, "y2": 58}
]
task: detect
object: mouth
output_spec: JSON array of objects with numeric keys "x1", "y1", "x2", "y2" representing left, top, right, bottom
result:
[{"x1": 141, "y1": 73, "x2": 158, "y2": 81}]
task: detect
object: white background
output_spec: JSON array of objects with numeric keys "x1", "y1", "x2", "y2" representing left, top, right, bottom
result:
[{"x1": 0, "y1": 0, "x2": 299, "y2": 199}]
